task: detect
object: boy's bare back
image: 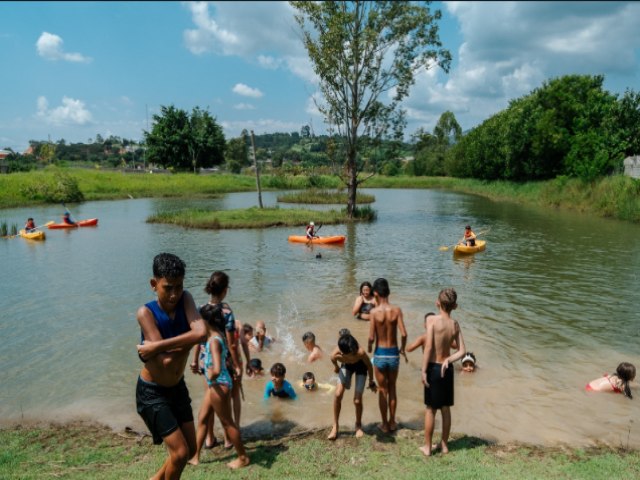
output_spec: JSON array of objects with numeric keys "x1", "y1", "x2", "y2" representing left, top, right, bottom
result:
[
  {"x1": 426, "y1": 313, "x2": 460, "y2": 364},
  {"x1": 370, "y1": 304, "x2": 403, "y2": 349}
]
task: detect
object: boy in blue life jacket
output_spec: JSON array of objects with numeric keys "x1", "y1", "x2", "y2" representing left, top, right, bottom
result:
[{"x1": 135, "y1": 253, "x2": 207, "y2": 479}]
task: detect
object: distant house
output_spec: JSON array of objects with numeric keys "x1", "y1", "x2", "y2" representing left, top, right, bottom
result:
[
  {"x1": 0, "y1": 149, "x2": 10, "y2": 173},
  {"x1": 624, "y1": 156, "x2": 640, "y2": 179},
  {"x1": 23, "y1": 146, "x2": 34, "y2": 156}
]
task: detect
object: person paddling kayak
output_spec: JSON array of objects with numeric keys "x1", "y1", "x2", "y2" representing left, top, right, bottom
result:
[
  {"x1": 63, "y1": 211, "x2": 76, "y2": 226},
  {"x1": 24, "y1": 218, "x2": 37, "y2": 232},
  {"x1": 306, "y1": 221, "x2": 316, "y2": 240}
]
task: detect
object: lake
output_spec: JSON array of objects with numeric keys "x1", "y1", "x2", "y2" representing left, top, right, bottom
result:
[{"x1": 1, "y1": 188, "x2": 638, "y2": 447}]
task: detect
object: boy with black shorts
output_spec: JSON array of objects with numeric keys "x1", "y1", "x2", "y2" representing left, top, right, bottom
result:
[
  {"x1": 136, "y1": 253, "x2": 206, "y2": 479},
  {"x1": 420, "y1": 288, "x2": 466, "y2": 456}
]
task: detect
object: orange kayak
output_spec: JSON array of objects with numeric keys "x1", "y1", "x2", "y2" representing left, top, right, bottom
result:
[
  {"x1": 48, "y1": 218, "x2": 99, "y2": 229},
  {"x1": 288, "y1": 235, "x2": 346, "y2": 245}
]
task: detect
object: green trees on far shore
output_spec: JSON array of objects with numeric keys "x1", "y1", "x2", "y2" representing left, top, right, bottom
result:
[
  {"x1": 442, "y1": 75, "x2": 640, "y2": 182},
  {"x1": 144, "y1": 105, "x2": 226, "y2": 172}
]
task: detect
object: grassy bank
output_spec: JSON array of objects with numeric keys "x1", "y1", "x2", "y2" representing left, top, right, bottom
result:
[
  {"x1": 1, "y1": 167, "x2": 638, "y2": 223},
  {"x1": 277, "y1": 189, "x2": 375, "y2": 204},
  {"x1": 1, "y1": 422, "x2": 638, "y2": 479},
  {"x1": 147, "y1": 206, "x2": 374, "y2": 229}
]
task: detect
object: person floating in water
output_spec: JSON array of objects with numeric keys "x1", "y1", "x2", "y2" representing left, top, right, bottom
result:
[{"x1": 585, "y1": 362, "x2": 635, "y2": 398}]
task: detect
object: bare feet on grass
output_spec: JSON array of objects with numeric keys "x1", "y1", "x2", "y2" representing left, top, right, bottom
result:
[
  {"x1": 419, "y1": 445, "x2": 432, "y2": 457},
  {"x1": 355, "y1": 428, "x2": 364, "y2": 438},
  {"x1": 188, "y1": 457, "x2": 200, "y2": 466},
  {"x1": 389, "y1": 420, "x2": 398, "y2": 431},
  {"x1": 327, "y1": 425, "x2": 338, "y2": 441},
  {"x1": 227, "y1": 456, "x2": 250, "y2": 469},
  {"x1": 376, "y1": 423, "x2": 390, "y2": 434}
]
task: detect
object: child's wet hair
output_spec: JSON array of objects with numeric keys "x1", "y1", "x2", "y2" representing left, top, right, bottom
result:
[
  {"x1": 270, "y1": 362, "x2": 286, "y2": 377},
  {"x1": 359, "y1": 281, "x2": 373, "y2": 295},
  {"x1": 205, "y1": 271, "x2": 229, "y2": 296},
  {"x1": 373, "y1": 277, "x2": 390, "y2": 297},
  {"x1": 616, "y1": 362, "x2": 636, "y2": 399},
  {"x1": 153, "y1": 253, "x2": 186, "y2": 279},
  {"x1": 338, "y1": 328, "x2": 351, "y2": 337},
  {"x1": 302, "y1": 371, "x2": 315, "y2": 382},
  {"x1": 438, "y1": 288, "x2": 458, "y2": 313},
  {"x1": 338, "y1": 333, "x2": 359, "y2": 354},
  {"x1": 199, "y1": 303, "x2": 225, "y2": 334},
  {"x1": 242, "y1": 323, "x2": 254, "y2": 335},
  {"x1": 249, "y1": 358, "x2": 263, "y2": 371},
  {"x1": 302, "y1": 331, "x2": 315, "y2": 343}
]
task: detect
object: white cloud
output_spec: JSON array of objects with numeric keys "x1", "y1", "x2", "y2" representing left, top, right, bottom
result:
[
  {"x1": 36, "y1": 32, "x2": 91, "y2": 63},
  {"x1": 232, "y1": 83, "x2": 263, "y2": 98},
  {"x1": 400, "y1": 1, "x2": 640, "y2": 135},
  {"x1": 183, "y1": 1, "x2": 301, "y2": 57},
  {"x1": 36, "y1": 96, "x2": 93, "y2": 126},
  {"x1": 234, "y1": 103, "x2": 256, "y2": 110}
]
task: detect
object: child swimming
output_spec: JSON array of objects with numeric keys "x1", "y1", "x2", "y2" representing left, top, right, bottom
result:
[{"x1": 586, "y1": 362, "x2": 635, "y2": 399}]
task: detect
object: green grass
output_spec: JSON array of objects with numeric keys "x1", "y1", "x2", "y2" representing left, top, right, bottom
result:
[
  {"x1": 277, "y1": 189, "x2": 375, "y2": 204},
  {"x1": 1, "y1": 423, "x2": 638, "y2": 479},
  {"x1": 146, "y1": 206, "x2": 364, "y2": 229},
  {"x1": 1, "y1": 167, "x2": 639, "y2": 223}
]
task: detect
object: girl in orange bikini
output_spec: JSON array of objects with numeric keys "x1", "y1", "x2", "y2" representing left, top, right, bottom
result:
[{"x1": 585, "y1": 362, "x2": 635, "y2": 398}]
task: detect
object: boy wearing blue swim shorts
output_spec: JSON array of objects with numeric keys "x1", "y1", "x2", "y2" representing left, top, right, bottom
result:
[{"x1": 367, "y1": 278, "x2": 407, "y2": 434}]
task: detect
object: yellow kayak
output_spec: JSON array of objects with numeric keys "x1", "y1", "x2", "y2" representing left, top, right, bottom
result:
[
  {"x1": 19, "y1": 229, "x2": 46, "y2": 241},
  {"x1": 453, "y1": 240, "x2": 485, "y2": 255}
]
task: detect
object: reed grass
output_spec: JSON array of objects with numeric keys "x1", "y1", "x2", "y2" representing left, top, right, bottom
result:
[
  {"x1": 277, "y1": 189, "x2": 375, "y2": 204},
  {"x1": 147, "y1": 206, "x2": 356, "y2": 229}
]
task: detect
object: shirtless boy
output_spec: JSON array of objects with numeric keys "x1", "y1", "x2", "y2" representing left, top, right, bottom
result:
[
  {"x1": 420, "y1": 288, "x2": 466, "y2": 457},
  {"x1": 367, "y1": 277, "x2": 407, "y2": 433},
  {"x1": 136, "y1": 253, "x2": 207, "y2": 480},
  {"x1": 302, "y1": 331, "x2": 323, "y2": 363}
]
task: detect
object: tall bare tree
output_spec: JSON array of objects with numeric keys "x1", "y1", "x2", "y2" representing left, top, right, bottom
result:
[{"x1": 291, "y1": 1, "x2": 451, "y2": 217}]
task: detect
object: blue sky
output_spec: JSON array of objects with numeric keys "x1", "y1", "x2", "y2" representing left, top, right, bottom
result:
[{"x1": 1, "y1": 1, "x2": 639, "y2": 152}]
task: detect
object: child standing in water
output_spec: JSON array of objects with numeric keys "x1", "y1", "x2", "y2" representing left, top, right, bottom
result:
[
  {"x1": 368, "y1": 277, "x2": 408, "y2": 433},
  {"x1": 328, "y1": 333, "x2": 376, "y2": 440},
  {"x1": 189, "y1": 303, "x2": 249, "y2": 469},
  {"x1": 135, "y1": 253, "x2": 207, "y2": 479},
  {"x1": 586, "y1": 362, "x2": 635, "y2": 398},
  {"x1": 420, "y1": 288, "x2": 467, "y2": 457}
]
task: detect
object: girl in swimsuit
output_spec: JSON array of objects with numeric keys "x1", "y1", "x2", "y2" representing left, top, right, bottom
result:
[
  {"x1": 352, "y1": 281, "x2": 376, "y2": 321},
  {"x1": 190, "y1": 303, "x2": 249, "y2": 469},
  {"x1": 585, "y1": 362, "x2": 635, "y2": 398}
]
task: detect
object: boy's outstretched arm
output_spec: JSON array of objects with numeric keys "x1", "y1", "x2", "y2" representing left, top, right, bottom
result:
[
  {"x1": 421, "y1": 324, "x2": 434, "y2": 387},
  {"x1": 406, "y1": 333, "x2": 426, "y2": 353},
  {"x1": 442, "y1": 322, "x2": 466, "y2": 376},
  {"x1": 398, "y1": 309, "x2": 408, "y2": 362}
]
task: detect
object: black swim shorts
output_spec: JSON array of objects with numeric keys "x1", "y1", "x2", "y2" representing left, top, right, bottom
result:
[
  {"x1": 136, "y1": 376, "x2": 193, "y2": 445},
  {"x1": 424, "y1": 362, "x2": 454, "y2": 409}
]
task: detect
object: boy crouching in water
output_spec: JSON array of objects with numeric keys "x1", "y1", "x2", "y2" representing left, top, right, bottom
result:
[
  {"x1": 421, "y1": 288, "x2": 466, "y2": 457},
  {"x1": 136, "y1": 253, "x2": 207, "y2": 479}
]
